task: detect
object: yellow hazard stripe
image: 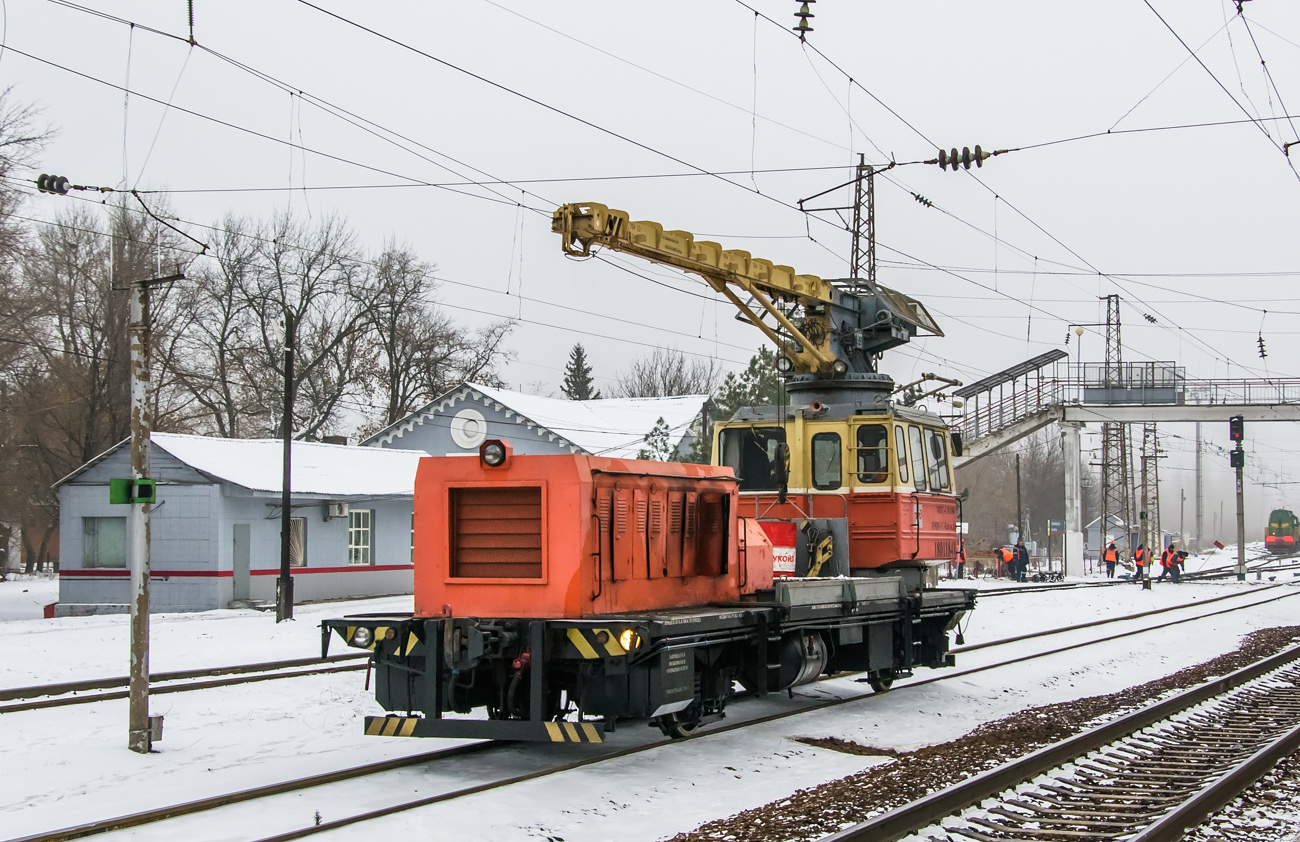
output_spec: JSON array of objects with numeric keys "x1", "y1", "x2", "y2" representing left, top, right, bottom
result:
[
  {"x1": 404, "y1": 631, "x2": 419, "y2": 656},
  {"x1": 563, "y1": 721, "x2": 580, "y2": 741},
  {"x1": 566, "y1": 628, "x2": 599, "y2": 659},
  {"x1": 545, "y1": 721, "x2": 564, "y2": 741},
  {"x1": 581, "y1": 722, "x2": 601, "y2": 742},
  {"x1": 594, "y1": 627, "x2": 626, "y2": 657},
  {"x1": 364, "y1": 716, "x2": 422, "y2": 737}
]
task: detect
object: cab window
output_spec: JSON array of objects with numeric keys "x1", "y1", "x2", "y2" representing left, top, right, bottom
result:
[
  {"x1": 811, "y1": 433, "x2": 842, "y2": 490},
  {"x1": 718, "y1": 426, "x2": 787, "y2": 491},
  {"x1": 894, "y1": 425, "x2": 909, "y2": 484},
  {"x1": 927, "y1": 429, "x2": 951, "y2": 491},
  {"x1": 908, "y1": 425, "x2": 928, "y2": 491},
  {"x1": 856, "y1": 424, "x2": 889, "y2": 484}
]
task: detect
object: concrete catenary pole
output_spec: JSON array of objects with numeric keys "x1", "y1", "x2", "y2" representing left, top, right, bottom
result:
[
  {"x1": 126, "y1": 271, "x2": 182, "y2": 751},
  {"x1": 127, "y1": 273, "x2": 153, "y2": 753},
  {"x1": 1195, "y1": 422, "x2": 1204, "y2": 550},
  {"x1": 277, "y1": 310, "x2": 295, "y2": 623}
]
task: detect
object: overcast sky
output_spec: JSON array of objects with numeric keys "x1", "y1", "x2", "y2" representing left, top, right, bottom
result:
[{"x1": 5, "y1": 0, "x2": 1300, "y2": 536}]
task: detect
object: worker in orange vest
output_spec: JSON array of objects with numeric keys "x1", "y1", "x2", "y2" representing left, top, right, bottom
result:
[
  {"x1": 1132, "y1": 544, "x2": 1149, "y2": 583},
  {"x1": 994, "y1": 546, "x2": 1015, "y2": 579},
  {"x1": 1158, "y1": 543, "x2": 1183, "y2": 583},
  {"x1": 956, "y1": 541, "x2": 967, "y2": 579},
  {"x1": 1103, "y1": 542, "x2": 1119, "y2": 578}
]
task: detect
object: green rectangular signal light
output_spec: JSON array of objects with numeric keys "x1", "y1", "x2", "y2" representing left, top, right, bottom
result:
[{"x1": 109, "y1": 478, "x2": 156, "y2": 504}]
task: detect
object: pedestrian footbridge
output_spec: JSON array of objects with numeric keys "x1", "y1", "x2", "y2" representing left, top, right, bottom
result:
[{"x1": 951, "y1": 351, "x2": 1300, "y2": 468}]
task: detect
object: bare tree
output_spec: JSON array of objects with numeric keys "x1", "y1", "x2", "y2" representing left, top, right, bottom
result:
[
  {"x1": 362, "y1": 240, "x2": 515, "y2": 429},
  {"x1": 172, "y1": 215, "x2": 262, "y2": 437},
  {"x1": 0, "y1": 198, "x2": 193, "y2": 570},
  {"x1": 613, "y1": 347, "x2": 722, "y2": 398}
]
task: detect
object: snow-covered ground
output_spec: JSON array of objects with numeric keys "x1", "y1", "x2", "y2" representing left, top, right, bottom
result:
[
  {"x1": 0, "y1": 572, "x2": 59, "y2": 621},
  {"x1": 2, "y1": 571, "x2": 1298, "y2": 842}
]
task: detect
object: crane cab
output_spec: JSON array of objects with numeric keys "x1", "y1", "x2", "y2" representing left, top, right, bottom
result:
[{"x1": 713, "y1": 403, "x2": 960, "y2": 583}]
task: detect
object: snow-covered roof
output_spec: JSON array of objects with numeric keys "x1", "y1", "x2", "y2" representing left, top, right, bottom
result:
[
  {"x1": 365, "y1": 382, "x2": 708, "y2": 460},
  {"x1": 59, "y1": 433, "x2": 430, "y2": 497},
  {"x1": 469, "y1": 383, "x2": 706, "y2": 459}
]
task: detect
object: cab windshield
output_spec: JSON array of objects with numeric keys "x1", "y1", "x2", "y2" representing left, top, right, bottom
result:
[{"x1": 718, "y1": 426, "x2": 787, "y2": 491}]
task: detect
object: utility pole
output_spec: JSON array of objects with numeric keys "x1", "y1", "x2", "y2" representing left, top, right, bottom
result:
[
  {"x1": 1140, "y1": 448, "x2": 1152, "y2": 591},
  {"x1": 276, "y1": 310, "x2": 296, "y2": 623},
  {"x1": 1015, "y1": 453, "x2": 1023, "y2": 542},
  {"x1": 1180, "y1": 488, "x2": 1186, "y2": 547},
  {"x1": 128, "y1": 270, "x2": 183, "y2": 753},
  {"x1": 1195, "y1": 422, "x2": 1204, "y2": 550}
]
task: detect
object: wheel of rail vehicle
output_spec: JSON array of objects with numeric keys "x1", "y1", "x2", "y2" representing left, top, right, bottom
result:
[
  {"x1": 654, "y1": 702, "x2": 703, "y2": 739},
  {"x1": 867, "y1": 669, "x2": 895, "y2": 693}
]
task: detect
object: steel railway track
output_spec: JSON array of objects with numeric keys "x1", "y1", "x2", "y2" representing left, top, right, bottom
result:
[
  {"x1": 12, "y1": 586, "x2": 1297, "y2": 842},
  {"x1": 821, "y1": 646, "x2": 1300, "y2": 842},
  {"x1": 0, "y1": 654, "x2": 368, "y2": 714}
]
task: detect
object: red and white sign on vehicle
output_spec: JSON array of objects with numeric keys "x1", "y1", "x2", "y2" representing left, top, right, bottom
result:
[{"x1": 759, "y1": 521, "x2": 799, "y2": 578}]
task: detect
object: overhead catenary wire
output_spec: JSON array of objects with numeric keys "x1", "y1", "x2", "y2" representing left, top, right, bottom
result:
[{"x1": 27, "y1": 0, "x2": 1293, "y2": 386}]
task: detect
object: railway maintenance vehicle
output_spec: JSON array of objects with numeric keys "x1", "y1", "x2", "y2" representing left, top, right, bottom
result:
[{"x1": 323, "y1": 202, "x2": 975, "y2": 742}]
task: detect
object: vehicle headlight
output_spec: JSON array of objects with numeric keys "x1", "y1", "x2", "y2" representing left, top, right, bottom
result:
[
  {"x1": 619, "y1": 629, "x2": 641, "y2": 652},
  {"x1": 482, "y1": 441, "x2": 506, "y2": 467},
  {"x1": 351, "y1": 627, "x2": 374, "y2": 648}
]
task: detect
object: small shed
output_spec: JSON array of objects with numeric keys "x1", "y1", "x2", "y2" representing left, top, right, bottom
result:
[
  {"x1": 364, "y1": 382, "x2": 709, "y2": 459},
  {"x1": 55, "y1": 433, "x2": 428, "y2": 615}
]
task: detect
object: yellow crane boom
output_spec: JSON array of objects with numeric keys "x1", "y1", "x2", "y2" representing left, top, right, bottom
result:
[{"x1": 552, "y1": 202, "x2": 940, "y2": 378}]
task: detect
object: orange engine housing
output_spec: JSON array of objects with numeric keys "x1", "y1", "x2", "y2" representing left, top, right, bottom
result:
[
  {"x1": 737, "y1": 491, "x2": 959, "y2": 568},
  {"x1": 414, "y1": 452, "x2": 774, "y2": 620}
]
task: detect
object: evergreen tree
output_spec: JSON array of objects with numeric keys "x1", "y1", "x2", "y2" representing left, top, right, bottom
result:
[
  {"x1": 686, "y1": 347, "x2": 786, "y2": 463},
  {"x1": 637, "y1": 417, "x2": 675, "y2": 461},
  {"x1": 561, "y1": 343, "x2": 601, "y2": 400}
]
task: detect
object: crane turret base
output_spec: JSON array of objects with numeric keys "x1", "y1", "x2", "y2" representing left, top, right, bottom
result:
[{"x1": 784, "y1": 372, "x2": 894, "y2": 410}]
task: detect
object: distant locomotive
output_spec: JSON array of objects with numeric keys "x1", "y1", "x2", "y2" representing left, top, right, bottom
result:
[
  {"x1": 321, "y1": 203, "x2": 975, "y2": 742},
  {"x1": 1266, "y1": 508, "x2": 1299, "y2": 554}
]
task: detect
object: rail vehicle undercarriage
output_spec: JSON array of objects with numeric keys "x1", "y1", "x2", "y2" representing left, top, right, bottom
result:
[{"x1": 324, "y1": 578, "x2": 972, "y2": 742}]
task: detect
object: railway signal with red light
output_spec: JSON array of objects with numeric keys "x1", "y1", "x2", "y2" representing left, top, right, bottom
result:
[{"x1": 1229, "y1": 415, "x2": 1244, "y2": 442}]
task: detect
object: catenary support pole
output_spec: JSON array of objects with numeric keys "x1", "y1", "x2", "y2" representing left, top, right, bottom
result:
[
  {"x1": 127, "y1": 270, "x2": 182, "y2": 753},
  {"x1": 277, "y1": 310, "x2": 295, "y2": 623},
  {"x1": 1015, "y1": 453, "x2": 1023, "y2": 541},
  {"x1": 1061, "y1": 422, "x2": 1083, "y2": 576},
  {"x1": 1195, "y1": 422, "x2": 1204, "y2": 550},
  {"x1": 1140, "y1": 451, "x2": 1152, "y2": 591},
  {"x1": 127, "y1": 274, "x2": 153, "y2": 753}
]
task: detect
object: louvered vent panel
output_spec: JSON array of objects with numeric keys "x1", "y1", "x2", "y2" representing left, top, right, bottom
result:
[{"x1": 450, "y1": 486, "x2": 542, "y2": 579}]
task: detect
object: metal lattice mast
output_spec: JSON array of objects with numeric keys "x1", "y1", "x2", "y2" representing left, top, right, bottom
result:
[
  {"x1": 1140, "y1": 422, "x2": 1161, "y2": 551},
  {"x1": 1099, "y1": 294, "x2": 1131, "y2": 553},
  {"x1": 848, "y1": 153, "x2": 875, "y2": 291}
]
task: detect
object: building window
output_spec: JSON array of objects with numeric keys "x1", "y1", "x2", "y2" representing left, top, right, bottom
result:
[
  {"x1": 349, "y1": 509, "x2": 373, "y2": 566},
  {"x1": 811, "y1": 432, "x2": 842, "y2": 490},
  {"x1": 290, "y1": 517, "x2": 307, "y2": 567},
  {"x1": 83, "y1": 517, "x2": 127, "y2": 568}
]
